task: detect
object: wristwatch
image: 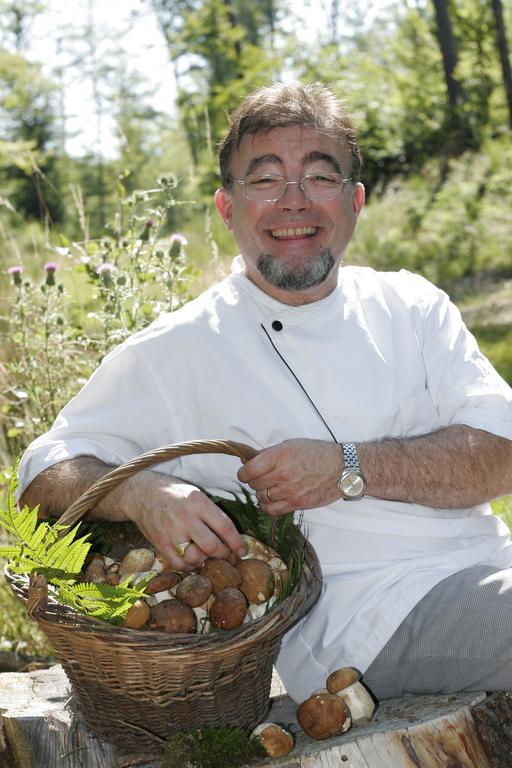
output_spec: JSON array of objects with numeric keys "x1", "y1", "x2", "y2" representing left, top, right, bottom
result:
[{"x1": 338, "y1": 442, "x2": 367, "y2": 500}]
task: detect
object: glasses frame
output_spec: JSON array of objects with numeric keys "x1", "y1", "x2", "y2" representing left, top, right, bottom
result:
[{"x1": 226, "y1": 172, "x2": 354, "y2": 203}]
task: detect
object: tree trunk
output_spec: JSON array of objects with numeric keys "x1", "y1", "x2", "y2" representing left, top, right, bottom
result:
[
  {"x1": 491, "y1": 0, "x2": 512, "y2": 129},
  {"x1": 431, "y1": 0, "x2": 465, "y2": 108}
]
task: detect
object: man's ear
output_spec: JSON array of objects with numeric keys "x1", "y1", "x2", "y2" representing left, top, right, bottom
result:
[
  {"x1": 352, "y1": 183, "x2": 365, "y2": 215},
  {"x1": 215, "y1": 188, "x2": 233, "y2": 230}
]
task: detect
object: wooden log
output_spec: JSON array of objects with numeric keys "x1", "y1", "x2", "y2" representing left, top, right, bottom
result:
[{"x1": 1, "y1": 665, "x2": 511, "y2": 768}]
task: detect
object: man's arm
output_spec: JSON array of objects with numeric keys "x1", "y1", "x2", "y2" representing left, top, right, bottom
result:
[
  {"x1": 237, "y1": 426, "x2": 512, "y2": 515},
  {"x1": 20, "y1": 457, "x2": 247, "y2": 570}
]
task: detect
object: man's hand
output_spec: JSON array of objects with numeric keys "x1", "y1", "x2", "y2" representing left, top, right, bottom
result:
[
  {"x1": 125, "y1": 474, "x2": 247, "y2": 570},
  {"x1": 20, "y1": 457, "x2": 247, "y2": 572},
  {"x1": 237, "y1": 439, "x2": 343, "y2": 515}
]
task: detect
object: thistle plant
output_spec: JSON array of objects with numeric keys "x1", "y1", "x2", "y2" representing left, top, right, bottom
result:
[{"x1": 2, "y1": 174, "x2": 196, "y2": 458}]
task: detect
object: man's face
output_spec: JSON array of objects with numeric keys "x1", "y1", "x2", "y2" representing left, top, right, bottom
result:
[{"x1": 215, "y1": 125, "x2": 365, "y2": 305}]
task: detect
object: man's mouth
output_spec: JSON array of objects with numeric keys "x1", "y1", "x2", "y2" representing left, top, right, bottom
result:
[{"x1": 269, "y1": 226, "x2": 319, "y2": 240}]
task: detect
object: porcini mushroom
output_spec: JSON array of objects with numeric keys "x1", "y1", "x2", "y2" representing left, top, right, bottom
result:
[
  {"x1": 297, "y1": 692, "x2": 352, "y2": 740},
  {"x1": 209, "y1": 587, "x2": 247, "y2": 630},
  {"x1": 236, "y1": 558, "x2": 275, "y2": 604},
  {"x1": 145, "y1": 571, "x2": 181, "y2": 595},
  {"x1": 250, "y1": 723, "x2": 294, "y2": 757},
  {"x1": 149, "y1": 598, "x2": 197, "y2": 634},
  {"x1": 326, "y1": 667, "x2": 375, "y2": 724},
  {"x1": 176, "y1": 574, "x2": 213, "y2": 607},
  {"x1": 83, "y1": 553, "x2": 107, "y2": 583},
  {"x1": 119, "y1": 548, "x2": 155, "y2": 575},
  {"x1": 200, "y1": 558, "x2": 242, "y2": 593},
  {"x1": 123, "y1": 599, "x2": 151, "y2": 629}
]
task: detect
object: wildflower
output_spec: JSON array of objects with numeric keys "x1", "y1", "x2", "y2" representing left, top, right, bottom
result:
[
  {"x1": 96, "y1": 262, "x2": 116, "y2": 275},
  {"x1": 169, "y1": 233, "x2": 188, "y2": 258},
  {"x1": 7, "y1": 265, "x2": 23, "y2": 286},
  {"x1": 170, "y1": 233, "x2": 188, "y2": 246},
  {"x1": 144, "y1": 219, "x2": 155, "y2": 229},
  {"x1": 97, "y1": 262, "x2": 116, "y2": 286},
  {"x1": 44, "y1": 262, "x2": 59, "y2": 286}
]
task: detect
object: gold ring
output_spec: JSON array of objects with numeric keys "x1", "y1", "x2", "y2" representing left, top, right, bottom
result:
[
  {"x1": 174, "y1": 540, "x2": 192, "y2": 558},
  {"x1": 265, "y1": 488, "x2": 272, "y2": 502}
]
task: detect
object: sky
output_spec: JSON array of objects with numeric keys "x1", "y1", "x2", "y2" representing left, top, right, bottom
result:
[{"x1": 26, "y1": 0, "x2": 387, "y2": 157}]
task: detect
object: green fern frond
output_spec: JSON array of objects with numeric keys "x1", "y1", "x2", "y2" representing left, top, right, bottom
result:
[{"x1": 57, "y1": 578, "x2": 149, "y2": 625}]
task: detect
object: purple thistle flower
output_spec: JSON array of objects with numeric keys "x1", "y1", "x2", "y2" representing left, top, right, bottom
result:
[
  {"x1": 44, "y1": 262, "x2": 59, "y2": 273},
  {"x1": 170, "y1": 233, "x2": 188, "y2": 246},
  {"x1": 96, "y1": 262, "x2": 116, "y2": 275},
  {"x1": 7, "y1": 265, "x2": 23, "y2": 286},
  {"x1": 144, "y1": 219, "x2": 155, "y2": 229}
]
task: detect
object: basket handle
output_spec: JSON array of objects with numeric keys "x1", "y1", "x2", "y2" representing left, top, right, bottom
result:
[{"x1": 58, "y1": 439, "x2": 259, "y2": 529}]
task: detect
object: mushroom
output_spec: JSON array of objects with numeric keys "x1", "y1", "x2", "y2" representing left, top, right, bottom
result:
[
  {"x1": 176, "y1": 574, "x2": 213, "y2": 607},
  {"x1": 119, "y1": 548, "x2": 155, "y2": 575},
  {"x1": 145, "y1": 571, "x2": 182, "y2": 595},
  {"x1": 200, "y1": 558, "x2": 242, "y2": 593},
  {"x1": 240, "y1": 536, "x2": 289, "y2": 597},
  {"x1": 245, "y1": 596, "x2": 277, "y2": 622},
  {"x1": 209, "y1": 588, "x2": 247, "y2": 630},
  {"x1": 297, "y1": 692, "x2": 352, "y2": 740},
  {"x1": 326, "y1": 667, "x2": 375, "y2": 724},
  {"x1": 236, "y1": 558, "x2": 275, "y2": 604},
  {"x1": 145, "y1": 590, "x2": 175, "y2": 606},
  {"x1": 123, "y1": 599, "x2": 151, "y2": 629},
  {"x1": 193, "y1": 594, "x2": 215, "y2": 634},
  {"x1": 250, "y1": 723, "x2": 294, "y2": 757},
  {"x1": 83, "y1": 553, "x2": 107, "y2": 583},
  {"x1": 149, "y1": 599, "x2": 197, "y2": 634}
]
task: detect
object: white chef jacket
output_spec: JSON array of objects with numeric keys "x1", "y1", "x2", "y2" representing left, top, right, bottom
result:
[{"x1": 18, "y1": 258, "x2": 512, "y2": 702}]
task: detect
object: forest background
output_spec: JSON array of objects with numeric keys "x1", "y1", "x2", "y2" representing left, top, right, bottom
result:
[{"x1": 1, "y1": 0, "x2": 512, "y2": 659}]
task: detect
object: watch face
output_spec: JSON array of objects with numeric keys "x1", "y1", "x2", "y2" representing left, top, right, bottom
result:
[{"x1": 341, "y1": 472, "x2": 365, "y2": 498}]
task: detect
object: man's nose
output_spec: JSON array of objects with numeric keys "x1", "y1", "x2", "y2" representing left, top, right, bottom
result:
[{"x1": 276, "y1": 181, "x2": 312, "y2": 210}]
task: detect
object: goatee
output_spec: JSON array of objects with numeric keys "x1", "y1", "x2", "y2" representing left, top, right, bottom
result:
[{"x1": 257, "y1": 249, "x2": 334, "y2": 292}]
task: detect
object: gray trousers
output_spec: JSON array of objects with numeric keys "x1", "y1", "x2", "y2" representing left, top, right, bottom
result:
[{"x1": 363, "y1": 563, "x2": 512, "y2": 699}]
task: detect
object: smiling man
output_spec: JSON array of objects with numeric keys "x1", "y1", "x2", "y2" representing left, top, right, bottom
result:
[{"x1": 18, "y1": 82, "x2": 512, "y2": 704}]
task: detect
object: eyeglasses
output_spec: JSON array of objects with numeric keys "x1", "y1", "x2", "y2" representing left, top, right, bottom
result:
[{"x1": 227, "y1": 172, "x2": 353, "y2": 202}]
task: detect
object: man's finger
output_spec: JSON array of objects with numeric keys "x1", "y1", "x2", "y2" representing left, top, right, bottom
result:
[{"x1": 237, "y1": 449, "x2": 277, "y2": 483}]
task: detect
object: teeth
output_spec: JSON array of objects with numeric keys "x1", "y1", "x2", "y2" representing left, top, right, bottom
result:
[{"x1": 271, "y1": 226, "x2": 317, "y2": 239}]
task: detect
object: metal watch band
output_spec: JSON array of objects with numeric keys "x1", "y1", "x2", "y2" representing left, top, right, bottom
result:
[{"x1": 342, "y1": 442, "x2": 360, "y2": 471}]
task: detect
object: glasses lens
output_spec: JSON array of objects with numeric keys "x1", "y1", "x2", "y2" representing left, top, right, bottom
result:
[
  {"x1": 302, "y1": 173, "x2": 344, "y2": 200},
  {"x1": 244, "y1": 174, "x2": 286, "y2": 201}
]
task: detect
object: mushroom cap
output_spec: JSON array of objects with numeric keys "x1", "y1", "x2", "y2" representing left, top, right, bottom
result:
[
  {"x1": 241, "y1": 535, "x2": 280, "y2": 562},
  {"x1": 145, "y1": 571, "x2": 182, "y2": 595},
  {"x1": 297, "y1": 693, "x2": 352, "y2": 740},
  {"x1": 119, "y1": 547, "x2": 155, "y2": 575},
  {"x1": 236, "y1": 558, "x2": 275, "y2": 604},
  {"x1": 149, "y1": 599, "x2": 197, "y2": 634},
  {"x1": 326, "y1": 667, "x2": 361, "y2": 694},
  {"x1": 83, "y1": 554, "x2": 107, "y2": 583},
  {"x1": 251, "y1": 723, "x2": 294, "y2": 757},
  {"x1": 175, "y1": 574, "x2": 213, "y2": 607},
  {"x1": 200, "y1": 558, "x2": 242, "y2": 593},
  {"x1": 123, "y1": 599, "x2": 151, "y2": 629},
  {"x1": 209, "y1": 587, "x2": 247, "y2": 630}
]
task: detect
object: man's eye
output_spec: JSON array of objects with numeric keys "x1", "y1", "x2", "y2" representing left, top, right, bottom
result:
[
  {"x1": 308, "y1": 174, "x2": 339, "y2": 184},
  {"x1": 248, "y1": 176, "x2": 280, "y2": 186}
]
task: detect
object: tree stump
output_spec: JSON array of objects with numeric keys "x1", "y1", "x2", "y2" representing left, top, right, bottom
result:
[{"x1": 1, "y1": 665, "x2": 511, "y2": 768}]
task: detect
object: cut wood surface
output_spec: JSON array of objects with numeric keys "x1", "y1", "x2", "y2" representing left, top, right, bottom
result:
[{"x1": 0, "y1": 664, "x2": 511, "y2": 768}]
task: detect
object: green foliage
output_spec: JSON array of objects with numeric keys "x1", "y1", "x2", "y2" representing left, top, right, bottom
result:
[
  {"x1": 0, "y1": 466, "x2": 151, "y2": 625},
  {"x1": 1, "y1": 175, "x2": 197, "y2": 458},
  {"x1": 471, "y1": 325, "x2": 512, "y2": 386},
  {"x1": 160, "y1": 726, "x2": 266, "y2": 768}
]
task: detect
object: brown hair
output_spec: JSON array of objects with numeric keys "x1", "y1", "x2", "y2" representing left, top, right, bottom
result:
[{"x1": 218, "y1": 81, "x2": 362, "y2": 188}]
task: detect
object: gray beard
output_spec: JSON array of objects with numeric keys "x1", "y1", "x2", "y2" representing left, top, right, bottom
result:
[{"x1": 256, "y1": 249, "x2": 334, "y2": 292}]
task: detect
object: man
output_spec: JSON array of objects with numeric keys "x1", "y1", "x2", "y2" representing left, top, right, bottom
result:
[{"x1": 19, "y1": 82, "x2": 512, "y2": 703}]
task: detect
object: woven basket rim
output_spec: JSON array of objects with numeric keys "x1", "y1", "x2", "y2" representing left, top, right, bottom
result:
[{"x1": 5, "y1": 535, "x2": 321, "y2": 651}]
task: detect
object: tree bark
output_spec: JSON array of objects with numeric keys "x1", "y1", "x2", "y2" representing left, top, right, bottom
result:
[
  {"x1": 431, "y1": 0, "x2": 465, "y2": 108},
  {"x1": 491, "y1": 0, "x2": 512, "y2": 129}
]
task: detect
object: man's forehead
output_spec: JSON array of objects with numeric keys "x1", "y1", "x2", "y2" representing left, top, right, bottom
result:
[{"x1": 235, "y1": 125, "x2": 348, "y2": 165}]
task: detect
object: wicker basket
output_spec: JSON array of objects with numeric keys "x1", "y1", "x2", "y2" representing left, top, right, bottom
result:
[{"x1": 7, "y1": 439, "x2": 322, "y2": 751}]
